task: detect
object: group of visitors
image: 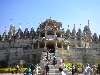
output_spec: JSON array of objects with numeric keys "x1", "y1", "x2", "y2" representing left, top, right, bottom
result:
[
  {"x1": 43, "y1": 49, "x2": 52, "y2": 61},
  {"x1": 43, "y1": 49, "x2": 58, "y2": 66},
  {"x1": 83, "y1": 63, "x2": 100, "y2": 75},
  {"x1": 25, "y1": 64, "x2": 40, "y2": 75},
  {"x1": 42, "y1": 63, "x2": 67, "y2": 75},
  {"x1": 71, "y1": 63, "x2": 100, "y2": 75},
  {"x1": 42, "y1": 63, "x2": 49, "y2": 75}
]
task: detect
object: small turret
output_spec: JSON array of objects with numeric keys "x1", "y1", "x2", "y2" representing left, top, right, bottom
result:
[
  {"x1": 72, "y1": 24, "x2": 76, "y2": 39},
  {"x1": 27, "y1": 23, "x2": 28, "y2": 28}
]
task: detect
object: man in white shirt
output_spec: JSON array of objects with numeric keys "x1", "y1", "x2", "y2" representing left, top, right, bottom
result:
[
  {"x1": 84, "y1": 63, "x2": 93, "y2": 75},
  {"x1": 59, "y1": 67, "x2": 66, "y2": 75}
]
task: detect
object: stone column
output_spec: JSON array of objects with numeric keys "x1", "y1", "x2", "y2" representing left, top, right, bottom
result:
[
  {"x1": 38, "y1": 42, "x2": 40, "y2": 48},
  {"x1": 45, "y1": 31, "x2": 47, "y2": 37},
  {"x1": 39, "y1": 33, "x2": 40, "y2": 37},
  {"x1": 67, "y1": 45, "x2": 69, "y2": 50},
  {"x1": 61, "y1": 33, "x2": 62, "y2": 37},
  {"x1": 89, "y1": 39, "x2": 92, "y2": 47},
  {"x1": 44, "y1": 42, "x2": 47, "y2": 49},
  {"x1": 54, "y1": 31, "x2": 57, "y2": 40},
  {"x1": 54, "y1": 31, "x2": 56, "y2": 36},
  {"x1": 62, "y1": 44, "x2": 63, "y2": 49},
  {"x1": 55, "y1": 42, "x2": 57, "y2": 48},
  {"x1": 32, "y1": 43, "x2": 33, "y2": 49}
]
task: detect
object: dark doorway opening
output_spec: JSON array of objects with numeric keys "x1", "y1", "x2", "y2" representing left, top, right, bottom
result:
[{"x1": 47, "y1": 43, "x2": 55, "y2": 53}]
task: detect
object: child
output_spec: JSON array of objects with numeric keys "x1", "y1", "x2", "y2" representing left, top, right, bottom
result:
[
  {"x1": 24, "y1": 68, "x2": 31, "y2": 75},
  {"x1": 42, "y1": 69, "x2": 46, "y2": 75}
]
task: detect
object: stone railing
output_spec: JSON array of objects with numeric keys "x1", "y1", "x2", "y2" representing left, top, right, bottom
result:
[
  {"x1": 33, "y1": 39, "x2": 38, "y2": 43},
  {"x1": 38, "y1": 37, "x2": 43, "y2": 42},
  {"x1": 46, "y1": 35, "x2": 56, "y2": 39},
  {"x1": 45, "y1": 26, "x2": 53, "y2": 30},
  {"x1": 57, "y1": 29, "x2": 64, "y2": 32},
  {"x1": 33, "y1": 37, "x2": 45, "y2": 42},
  {"x1": 37, "y1": 29, "x2": 44, "y2": 32},
  {"x1": 57, "y1": 37, "x2": 64, "y2": 42}
]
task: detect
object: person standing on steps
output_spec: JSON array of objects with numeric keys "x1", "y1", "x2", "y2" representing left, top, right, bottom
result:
[
  {"x1": 46, "y1": 49, "x2": 49, "y2": 61},
  {"x1": 53, "y1": 56, "x2": 56, "y2": 66},
  {"x1": 59, "y1": 66, "x2": 66, "y2": 75},
  {"x1": 30, "y1": 64, "x2": 35, "y2": 75},
  {"x1": 72, "y1": 64, "x2": 75, "y2": 75},
  {"x1": 45, "y1": 64, "x2": 49, "y2": 75},
  {"x1": 84, "y1": 63, "x2": 93, "y2": 75},
  {"x1": 16, "y1": 64, "x2": 19, "y2": 74}
]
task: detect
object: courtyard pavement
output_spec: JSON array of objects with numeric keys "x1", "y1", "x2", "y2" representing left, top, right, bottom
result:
[
  {"x1": 0, "y1": 73, "x2": 24, "y2": 75},
  {"x1": 0, "y1": 73, "x2": 84, "y2": 75}
]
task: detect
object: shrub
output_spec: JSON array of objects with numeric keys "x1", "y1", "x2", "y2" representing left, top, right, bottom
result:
[
  {"x1": 77, "y1": 62, "x2": 82, "y2": 68},
  {"x1": 0, "y1": 68, "x2": 28, "y2": 73},
  {"x1": 64, "y1": 62, "x2": 72, "y2": 68}
]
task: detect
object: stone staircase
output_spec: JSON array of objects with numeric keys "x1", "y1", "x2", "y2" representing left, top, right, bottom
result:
[{"x1": 39, "y1": 51, "x2": 71, "y2": 75}]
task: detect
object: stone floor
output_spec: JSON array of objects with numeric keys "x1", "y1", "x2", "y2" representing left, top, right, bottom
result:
[{"x1": 0, "y1": 73, "x2": 84, "y2": 75}]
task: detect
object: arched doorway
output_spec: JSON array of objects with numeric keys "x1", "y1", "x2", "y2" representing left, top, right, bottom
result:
[{"x1": 47, "y1": 43, "x2": 55, "y2": 53}]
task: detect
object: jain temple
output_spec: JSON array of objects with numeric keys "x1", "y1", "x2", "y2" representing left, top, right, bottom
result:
[{"x1": 0, "y1": 17, "x2": 100, "y2": 67}]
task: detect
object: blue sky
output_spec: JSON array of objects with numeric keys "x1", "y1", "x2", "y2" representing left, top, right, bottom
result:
[{"x1": 0, "y1": 0, "x2": 100, "y2": 37}]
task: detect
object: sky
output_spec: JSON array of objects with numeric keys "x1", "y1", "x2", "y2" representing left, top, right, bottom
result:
[{"x1": 0, "y1": 0, "x2": 100, "y2": 37}]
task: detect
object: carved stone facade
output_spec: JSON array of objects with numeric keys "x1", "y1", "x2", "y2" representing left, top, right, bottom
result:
[{"x1": 0, "y1": 17, "x2": 100, "y2": 66}]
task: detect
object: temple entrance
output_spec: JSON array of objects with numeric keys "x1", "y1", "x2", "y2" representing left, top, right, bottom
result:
[{"x1": 47, "y1": 43, "x2": 55, "y2": 53}]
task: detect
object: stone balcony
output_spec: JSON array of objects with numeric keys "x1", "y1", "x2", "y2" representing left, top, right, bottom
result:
[
  {"x1": 37, "y1": 29, "x2": 44, "y2": 32},
  {"x1": 33, "y1": 36, "x2": 64, "y2": 42},
  {"x1": 37, "y1": 26, "x2": 64, "y2": 32}
]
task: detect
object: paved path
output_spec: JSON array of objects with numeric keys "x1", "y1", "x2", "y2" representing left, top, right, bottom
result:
[
  {"x1": 0, "y1": 73, "x2": 24, "y2": 75},
  {"x1": 0, "y1": 73, "x2": 84, "y2": 75}
]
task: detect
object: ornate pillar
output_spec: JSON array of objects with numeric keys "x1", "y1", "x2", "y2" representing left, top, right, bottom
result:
[
  {"x1": 67, "y1": 45, "x2": 69, "y2": 50},
  {"x1": 55, "y1": 42, "x2": 57, "y2": 48},
  {"x1": 39, "y1": 33, "x2": 40, "y2": 37},
  {"x1": 45, "y1": 31, "x2": 47, "y2": 37},
  {"x1": 89, "y1": 39, "x2": 92, "y2": 48},
  {"x1": 38, "y1": 42, "x2": 40, "y2": 48},
  {"x1": 61, "y1": 33, "x2": 62, "y2": 37},
  {"x1": 62, "y1": 44, "x2": 63, "y2": 49},
  {"x1": 54, "y1": 31, "x2": 56, "y2": 36},
  {"x1": 44, "y1": 42, "x2": 47, "y2": 49},
  {"x1": 32, "y1": 43, "x2": 33, "y2": 49}
]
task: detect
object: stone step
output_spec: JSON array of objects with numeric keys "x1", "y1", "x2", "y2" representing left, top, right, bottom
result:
[
  {"x1": 40, "y1": 56, "x2": 61, "y2": 66},
  {"x1": 37, "y1": 73, "x2": 60, "y2": 75},
  {"x1": 37, "y1": 70, "x2": 72, "y2": 75},
  {"x1": 39, "y1": 51, "x2": 72, "y2": 75}
]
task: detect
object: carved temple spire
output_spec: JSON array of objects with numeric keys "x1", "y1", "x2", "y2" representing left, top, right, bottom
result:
[
  {"x1": 5, "y1": 27, "x2": 6, "y2": 33},
  {"x1": 10, "y1": 19, "x2": 12, "y2": 28},
  {"x1": 20, "y1": 23, "x2": 21, "y2": 29},
  {"x1": 27, "y1": 23, "x2": 28, "y2": 28}
]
